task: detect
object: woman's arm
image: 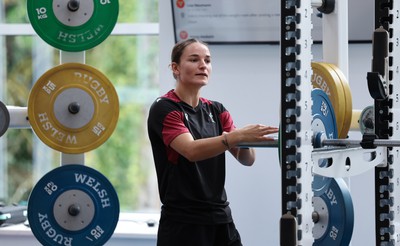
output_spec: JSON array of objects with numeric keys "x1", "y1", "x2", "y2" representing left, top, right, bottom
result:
[
  {"x1": 170, "y1": 132, "x2": 231, "y2": 162},
  {"x1": 229, "y1": 147, "x2": 256, "y2": 166},
  {"x1": 170, "y1": 124, "x2": 278, "y2": 163}
]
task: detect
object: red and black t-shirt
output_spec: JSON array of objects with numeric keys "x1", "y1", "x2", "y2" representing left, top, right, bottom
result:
[{"x1": 147, "y1": 89, "x2": 235, "y2": 224}]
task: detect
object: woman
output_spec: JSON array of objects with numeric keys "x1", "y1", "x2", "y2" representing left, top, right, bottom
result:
[{"x1": 147, "y1": 38, "x2": 278, "y2": 246}]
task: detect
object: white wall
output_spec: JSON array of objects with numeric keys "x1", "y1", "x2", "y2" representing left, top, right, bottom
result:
[{"x1": 160, "y1": 1, "x2": 375, "y2": 245}]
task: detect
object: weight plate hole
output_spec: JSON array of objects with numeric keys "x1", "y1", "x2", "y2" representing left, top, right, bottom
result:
[
  {"x1": 68, "y1": 0, "x2": 80, "y2": 12},
  {"x1": 68, "y1": 204, "x2": 81, "y2": 216}
]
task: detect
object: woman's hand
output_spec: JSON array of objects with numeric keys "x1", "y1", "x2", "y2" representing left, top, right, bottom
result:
[
  {"x1": 226, "y1": 125, "x2": 279, "y2": 146},
  {"x1": 224, "y1": 125, "x2": 279, "y2": 166}
]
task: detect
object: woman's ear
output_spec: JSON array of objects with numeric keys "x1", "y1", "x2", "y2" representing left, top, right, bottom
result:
[{"x1": 171, "y1": 62, "x2": 179, "y2": 78}]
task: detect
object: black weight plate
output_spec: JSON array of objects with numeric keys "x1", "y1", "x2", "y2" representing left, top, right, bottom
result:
[{"x1": 0, "y1": 101, "x2": 10, "y2": 137}]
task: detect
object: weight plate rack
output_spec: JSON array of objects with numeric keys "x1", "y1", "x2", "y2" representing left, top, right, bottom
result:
[{"x1": 23, "y1": 1, "x2": 120, "y2": 245}]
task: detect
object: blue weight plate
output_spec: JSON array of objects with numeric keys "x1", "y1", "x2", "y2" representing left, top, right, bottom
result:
[
  {"x1": 311, "y1": 89, "x2": 338, "y2": 196},
  {"x1": 311, "y1": 88, "x2": 338, "y2": 141},
  {"x1": 313, "y1": 178, "x2": 354, "y2": 246},
  {"x1": 28, "y1": 164, "x2": 119, "y2": 246},
  {"x1": 0, "y1": 101, "x2": 10, "y2": 137}
]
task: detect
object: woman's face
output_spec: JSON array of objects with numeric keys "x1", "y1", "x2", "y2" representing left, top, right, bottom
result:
[{"x1": 172, "y1": 42, "x2": 212, "y2": 88}]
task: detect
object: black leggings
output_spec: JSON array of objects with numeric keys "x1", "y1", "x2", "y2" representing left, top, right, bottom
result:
[{"x1": 157, "y1": 218, "x2": 243, "y2": 246}]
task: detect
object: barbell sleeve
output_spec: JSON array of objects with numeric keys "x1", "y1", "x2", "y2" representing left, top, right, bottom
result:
[
  {"x1": 238, "y1": 138, "x2": 400, "y2": 149},
  {"x1": 323, "y1": 139, "x2": 400, "y2": 148},
  {"x1": 7, "y1": 106, "x2": 30, "y2": 129}
]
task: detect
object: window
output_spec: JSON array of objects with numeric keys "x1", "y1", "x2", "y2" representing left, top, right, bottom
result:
[{"x1": 0, "y1": 0, "x2": 160, "y2": 212}]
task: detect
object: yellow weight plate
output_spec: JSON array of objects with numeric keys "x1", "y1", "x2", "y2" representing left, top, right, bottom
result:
[
  {"x1": 28, "y1": 63, "x2": 119, "y2": 154},
  {"x1": 326, "y1": 63, "x2": 353, "y2": 138},
  {"x1": 311, "y1": 62, "x2": 346, "y2": 138}
]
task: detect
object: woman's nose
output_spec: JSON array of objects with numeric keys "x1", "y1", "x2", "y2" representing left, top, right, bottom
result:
[{"x1": 199, "y1": 60, "x2": 207, "y2": 68}]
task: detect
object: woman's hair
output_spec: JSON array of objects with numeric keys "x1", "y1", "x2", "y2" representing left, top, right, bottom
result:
[{"x1": 171, "y1": 38, "x2": 208, "y2": 64}]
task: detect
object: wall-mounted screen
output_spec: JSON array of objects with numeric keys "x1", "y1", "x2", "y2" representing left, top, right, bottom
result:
[
  {"x1": 171, "y1": 0, "x2": 373, "y2": 44},
  {"x1": 171, "y1": 0, "x2": 281, "y2": 44}
]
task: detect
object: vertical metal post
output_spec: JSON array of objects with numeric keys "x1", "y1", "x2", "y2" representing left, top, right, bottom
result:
[
  {"x1": 0, "y1": 1, "x2": 7, "y2": 202},
  {"x1": 59, "y1": 51, "x2": 85, "y2": 166},
  {"x1": 280, "y1": 0, "x2": 314, "y2": 245},
  {"x1": 322, "y1": 4, "x2": 353, "y2": 246},
  {"x1": 374, "y1": 0, "x2": 400, "y2": 245},
  {"x1": 322, "y1": 0, "x2": 349, "y2": 77},
  {"x1": 32, "y1": 38, "x2": 53, "y2": 183}
]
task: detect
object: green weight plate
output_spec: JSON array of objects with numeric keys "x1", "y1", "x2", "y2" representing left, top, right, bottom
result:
[
  {"x1": 278, "y1": 125, "x2": 281, "y2": 165},
  {"x1": 27, "y1": 0, "x2": 119, "y2": 51}
]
